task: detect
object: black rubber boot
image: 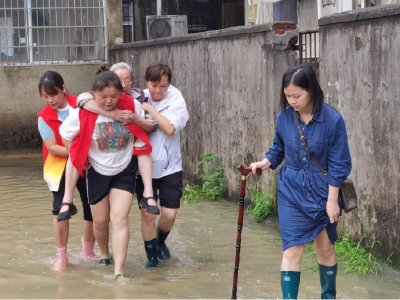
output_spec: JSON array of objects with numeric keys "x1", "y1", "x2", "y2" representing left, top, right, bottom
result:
[
  {"x1": 144, "y1": 239, "x2": 158, "y2": 268},
  {"x1": 281, "y1": 271, "x2": 300, "y2": 299},
  {"x1": 156, "y1": 227, "x2": 171, "y2": 260},
  {"x1": 319, "y1": 263, "x2": 337, "y2": 299}
]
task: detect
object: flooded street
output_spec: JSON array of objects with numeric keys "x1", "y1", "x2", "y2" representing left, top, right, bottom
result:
[{"x1": 0, "y1": 152, "x2": 399, "y2": 299}]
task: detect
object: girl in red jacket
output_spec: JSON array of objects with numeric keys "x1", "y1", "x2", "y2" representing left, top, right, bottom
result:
[{"x1": 37, "y1": 71, "x2": 99, "y2": 271}]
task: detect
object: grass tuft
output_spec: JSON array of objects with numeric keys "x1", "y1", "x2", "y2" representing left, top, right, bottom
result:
[{"x1": 306, "y1": 229, "x2": 385, "y2": 275}]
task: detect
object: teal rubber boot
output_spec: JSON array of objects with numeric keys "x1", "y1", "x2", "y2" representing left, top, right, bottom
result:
[
  {"x1": 319, "y1": 263, "x2": 338, "y2": 299},
  {"x1": 281, "y1": 271, "x2": 300, "y2": 299}
]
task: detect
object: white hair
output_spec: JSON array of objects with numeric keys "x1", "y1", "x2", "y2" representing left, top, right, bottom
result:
[{"x1": 110, "y1": 62, "x2": 133, "y2": 78}]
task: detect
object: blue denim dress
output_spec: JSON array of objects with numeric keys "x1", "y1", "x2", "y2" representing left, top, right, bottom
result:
[{"x1": 265, "y1": 103, "x2": 352, "y2": 251}]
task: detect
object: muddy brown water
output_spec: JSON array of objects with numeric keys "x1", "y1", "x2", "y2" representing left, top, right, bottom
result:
[{"x1": 0, "y1": 153, "x2": 399, "y2": 299}]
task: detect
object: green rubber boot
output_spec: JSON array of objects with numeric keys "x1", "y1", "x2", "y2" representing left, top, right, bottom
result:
[
  {"x1": 319, "y1": 264, "x2": 337, "y2": 299},
  {"x1": 281, "y1": 271, "x2": 300, "y2": 299}
]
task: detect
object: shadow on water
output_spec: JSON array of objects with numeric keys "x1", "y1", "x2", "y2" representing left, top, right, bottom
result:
[{"x1": 0, "y1": 152, "x2": 399, "y2": 299}]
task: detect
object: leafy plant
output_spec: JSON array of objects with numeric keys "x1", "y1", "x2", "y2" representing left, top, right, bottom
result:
[
  {"x1": 247, "y1": 184, "x2": 276, "y2": 222},
  {"x1": 195, "y1": 153, "x2": 226, "y2": 201},
  {"x1": 183, "y1": 184, "x2": 203, "y2": 203},
  {"x1": 247, "y1": 171, "x2": 277, "y2": 222},
  {"x1": 306, "y1": 229, "x2": 384, "y2": 275}
]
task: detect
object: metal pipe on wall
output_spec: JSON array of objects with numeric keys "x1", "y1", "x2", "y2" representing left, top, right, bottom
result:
[{"x1": 157, "y1": 0, "x2": 162, "y2": 15}]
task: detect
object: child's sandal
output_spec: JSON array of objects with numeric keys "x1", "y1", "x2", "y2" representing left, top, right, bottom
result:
[
  {"x1": 139, "y1": 197, "x2": 160, "y2": 215},
  {"x1": 57, "y1": 203, "x2": 78, "y2": 222}
]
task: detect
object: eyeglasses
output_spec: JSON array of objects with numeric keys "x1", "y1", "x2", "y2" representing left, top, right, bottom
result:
[{"x1": 121, "y1": 79, "x2": 132, "y2": 85}]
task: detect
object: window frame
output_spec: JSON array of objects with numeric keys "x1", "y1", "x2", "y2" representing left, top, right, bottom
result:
[{"x1": 0, "y1": 0, "x2": 108, "y2": 66}]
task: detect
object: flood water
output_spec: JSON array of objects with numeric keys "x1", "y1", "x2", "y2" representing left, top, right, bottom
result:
[{"x1": 0, "y1": 152, "x2": 399, "y2": 299}]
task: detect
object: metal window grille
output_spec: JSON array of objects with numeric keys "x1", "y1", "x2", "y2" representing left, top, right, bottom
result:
[
  {"x1": 298, "y1": 30, "x2": 319, "y2": 79},
  {"x1": 123, "y1": 0, "x2": 134, "y2": 43},
  {"x1": 0, "y1": 0, "x2": 107, "y2": 66}
]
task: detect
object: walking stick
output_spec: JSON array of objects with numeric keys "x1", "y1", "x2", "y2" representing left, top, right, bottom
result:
[{"x1": 231, "y1": 166, "x2": 262, "y2": 300}]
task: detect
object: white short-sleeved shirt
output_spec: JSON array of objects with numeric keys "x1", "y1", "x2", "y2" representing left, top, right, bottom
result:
[
  {"x1": 59, "y1": 108, "x2": 134, "y2": 176},
  {"x1": 144, "y1": 85, "x2": 189, "y2": 178}
]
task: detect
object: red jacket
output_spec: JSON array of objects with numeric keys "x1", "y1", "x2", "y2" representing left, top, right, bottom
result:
[
  {"x1": 37, "y1": 94, "x2": 77, "y2": 165},
  {"x1": 70, "y1": 92, "x2": 152, "y2": 176}
]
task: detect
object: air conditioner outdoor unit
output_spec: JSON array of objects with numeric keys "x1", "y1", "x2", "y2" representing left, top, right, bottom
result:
[{"x1": 146, "y1": 15, "x2": 188, "y2": 40}]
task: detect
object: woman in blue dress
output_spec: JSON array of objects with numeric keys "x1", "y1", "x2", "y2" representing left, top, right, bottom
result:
[{"x1": 250, "y1": 64, "x2": 351, "y2": 299}]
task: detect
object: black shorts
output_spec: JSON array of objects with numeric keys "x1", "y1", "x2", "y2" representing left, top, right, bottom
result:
[
  {"x1": 135, "y1": 171, "x2": 183, "y2": 209},
  {"x1": 86, "y1": 156, "x2": 138, "y2": 205},
  {"x1": 52, "y1": 171, "x2": 93, "y2": 221}
]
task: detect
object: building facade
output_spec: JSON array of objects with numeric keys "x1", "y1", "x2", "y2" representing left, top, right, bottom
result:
[
  {"x1": 0, "y1": 0, "x2": 124, "y2": 149},
  {"x1": 0, "y1": 0, "x2": 125, "y2": 66}
]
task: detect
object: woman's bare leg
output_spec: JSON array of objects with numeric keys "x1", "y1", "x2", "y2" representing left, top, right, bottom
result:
[
  {"x1": 314, "y1": 228, "x2": 338, "y2": 299},
  {"x1": 89, "y1": 196, "x2": 110, "y2": 260},
  {"x1": 140, "y1": 209, "x2": 157, "y2": 241},
  {"x1": 109, "y1": 188, "x2": 133, "y2": 279},
  {"x1": 281, "y1": 245, "x2": 304, "y2": 299},
  {"x1": 281, "y1": 245, "x2": 304, "y2": 271},
  {"x1": 52, "y1": 216, "x2": 69, "y2": 271},
  {"x1": 83, "y1": 221, "x2": 95, "y2": 242},
  {"x1": 314, "y1": 228, "x2": 337, "y2": 266}
]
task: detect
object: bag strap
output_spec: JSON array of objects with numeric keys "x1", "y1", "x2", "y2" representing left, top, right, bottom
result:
[{"x1": 293, "y1": 112, "x2": 327, "y2": 176}]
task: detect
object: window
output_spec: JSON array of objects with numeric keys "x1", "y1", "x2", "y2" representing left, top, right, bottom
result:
[
  {"x1": 0, "y1": 0, "x2": 107, "y2": 66},
  {"x1": 123, "y1": 0, "x2": 134, "y2": 43}
]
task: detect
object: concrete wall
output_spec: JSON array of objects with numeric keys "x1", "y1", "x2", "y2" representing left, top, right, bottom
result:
[
  {"x1": 298, "y1": 0, "x2": 319, "y2": 31},
  {"x1": 109, "y1": 23, "x2": 298, "y2": 198},
  {"x1": 319, "y1": 4, "x2": 400, "y2": 264},
  {"x1": 106, "y1": 0, "x2": 124, "y2": 45},
  {"x1": 0, "y1": 65, "x2": 101, "y2": 149}
]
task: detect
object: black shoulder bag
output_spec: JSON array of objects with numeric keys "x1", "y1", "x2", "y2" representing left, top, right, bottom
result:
[{"x1": 293, "y1": 113, "x2": 357, "y2": 213}]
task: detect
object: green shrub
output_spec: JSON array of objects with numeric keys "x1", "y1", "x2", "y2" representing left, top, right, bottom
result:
[
  {"x1": 183, "y1": 184, "x2": 203, "y2": 203},
  {"x1": 247, "y1": 185, "x2": 274, "y2": 222},
  {"x1": 247, "y1": 172, "x2": 277, "y2": 222},
  {"x1": 183, "y1": 153, "x2": 226, "y2": 202},
  {"x1": 195, "y1": 153, "x2": 226, "y2": 201}
]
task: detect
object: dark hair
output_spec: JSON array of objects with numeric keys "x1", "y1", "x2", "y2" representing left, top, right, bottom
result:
[
  {"x1": 280, "y1": 64, "x2": 324, "y2": 113},
  {"x1": 144, "y1": 62, "x2": 172, "y2": 83},
  {"x1": 38, "y1": 71, "x2": 65, "y2": 96},
  {"x1": 92, "y1": 64, "x2": 123, "y2": 92}
]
